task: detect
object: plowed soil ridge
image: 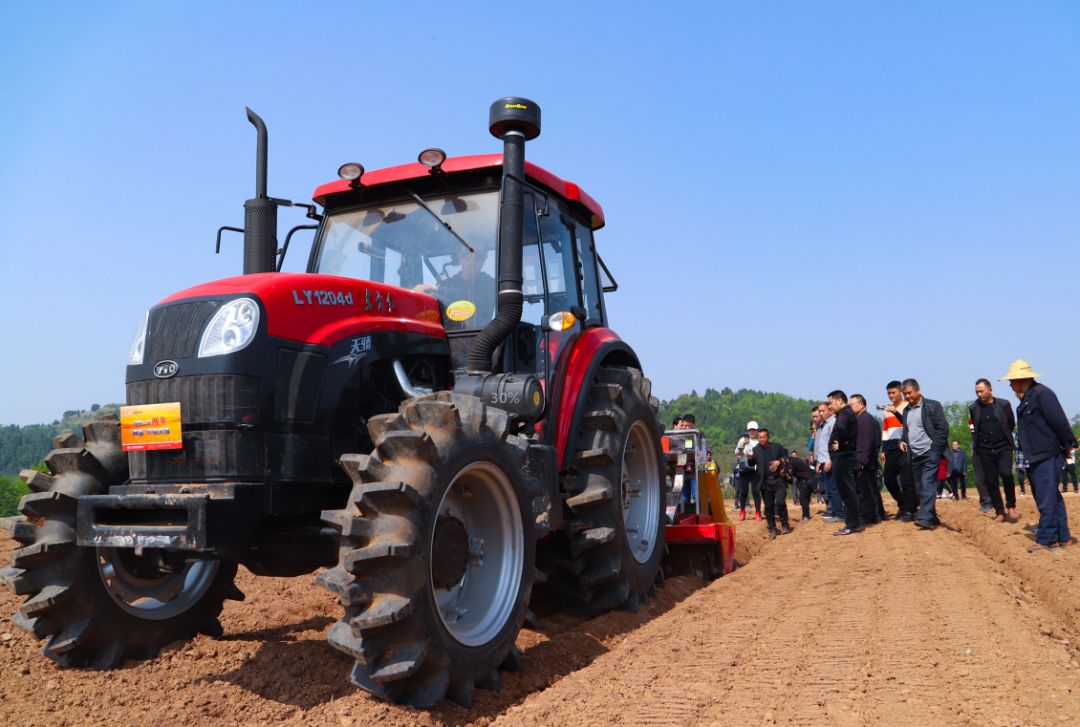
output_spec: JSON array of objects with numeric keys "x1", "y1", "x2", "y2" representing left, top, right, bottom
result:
[{"x1": 2, "y1": 497, "x2": 1080, "y2": 726}]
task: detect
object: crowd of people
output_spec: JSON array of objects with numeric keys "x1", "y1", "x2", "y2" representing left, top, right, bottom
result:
[{"x1": 724, "y1": 359, "x2": 1078, "y2": 550}]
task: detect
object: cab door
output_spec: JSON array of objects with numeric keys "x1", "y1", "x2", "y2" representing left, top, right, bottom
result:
[{"x1": 511, "y1": 191, "x2": 586, "y2": 386}]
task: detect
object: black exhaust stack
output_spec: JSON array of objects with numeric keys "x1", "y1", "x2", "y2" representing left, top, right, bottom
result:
[
  {"x1": 242, "y1": 107, "x2": 278, "y2": 274},
  {"x1": 465, "y1": 97, "x2": 541, "y2": 372}
]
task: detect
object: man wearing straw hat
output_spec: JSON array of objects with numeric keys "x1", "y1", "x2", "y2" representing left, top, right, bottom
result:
[{"x1": 1001, "y1": 359, "x2": 1078, "y2": 550}]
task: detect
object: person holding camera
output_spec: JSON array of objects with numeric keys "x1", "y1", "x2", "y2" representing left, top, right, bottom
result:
[
  {"x1": 881, "y1": 380, "x2": 916, "y2": 521},
  {"x1": 734, "y1": 421, "x2": 762, "y2": 521}
]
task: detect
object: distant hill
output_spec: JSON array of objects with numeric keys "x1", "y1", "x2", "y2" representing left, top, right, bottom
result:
[
  {"x1": 658, "y1": 388, "x2": 819, "y2": 476},
  {"x1": 0, "y1": 404, "x2": 121, "y2": 476}
]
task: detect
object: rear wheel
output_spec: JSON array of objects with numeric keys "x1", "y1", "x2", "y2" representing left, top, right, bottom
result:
[
  {"x1": 317, "y1": 392, "x2": 539, "y2": 708},
  {"x1": 540, "y1": 366, "x2": 666, "y2": 613},
  {"x1": 1, "y1": 416, "x2": 242, "y2": 668}
]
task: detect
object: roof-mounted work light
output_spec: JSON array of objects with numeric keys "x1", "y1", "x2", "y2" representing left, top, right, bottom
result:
[
  {"x1": 418, "y1": 148, "x2": 447, "y2": 172},
  {"x1": 337, "y1": 162, "x2": 364, "y2": 183}
]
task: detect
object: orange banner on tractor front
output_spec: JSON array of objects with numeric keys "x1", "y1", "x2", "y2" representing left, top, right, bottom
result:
[{"x1": 120, "y1": 402, "x2": 183, "y2": 452}]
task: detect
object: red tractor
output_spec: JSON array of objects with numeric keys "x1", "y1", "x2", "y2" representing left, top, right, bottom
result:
[{"x1": 3, "y1": 98, "x2": 669, "y2": 707}]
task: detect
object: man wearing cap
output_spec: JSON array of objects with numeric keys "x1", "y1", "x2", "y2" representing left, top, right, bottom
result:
[
  {"x1": 1001, "y1": 359, "x2": 1077, "y2": 550},
  {"x1": 899, "y1": 378, "x2": 950, "y2": 530},
  {"x1": 734, "y1": 421, "x2": 762, "y2": 521}
]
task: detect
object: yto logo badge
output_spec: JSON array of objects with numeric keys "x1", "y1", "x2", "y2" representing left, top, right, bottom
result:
[{"x1": 154, "y1": 360, "x2": 179, "y2": 378}]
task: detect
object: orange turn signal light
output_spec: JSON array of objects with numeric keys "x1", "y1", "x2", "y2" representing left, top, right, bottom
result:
[{"x1": 547, "y1": 311, "x2": 576, "y2": 332}]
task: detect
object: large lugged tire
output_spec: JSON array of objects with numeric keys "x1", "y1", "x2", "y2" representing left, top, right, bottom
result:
[
  {"x1": 541, "y1": 366, "x2": 666, "y2": 614},
  {"x1": 317, "y1": 392, "x2": 539, "y2": 708},
  {"x1": 0, "y1": 415, "x2": 243, "y2": 668}
]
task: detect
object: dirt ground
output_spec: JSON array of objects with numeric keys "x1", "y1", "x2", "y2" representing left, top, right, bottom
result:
[{"x1": 2, "y1": 495, "x2": 1080, "y2": 726}]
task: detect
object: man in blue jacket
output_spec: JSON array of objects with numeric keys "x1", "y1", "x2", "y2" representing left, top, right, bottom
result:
[
  {"x1": 1001, "y1": 359, "x2": 1078, "y2": 549},
  {"x1": 899, "y1": 378, "x2": 950, "y2": 529},
  {"x1": 948, "y1": 441, "x2": 968, "y2": 500}
]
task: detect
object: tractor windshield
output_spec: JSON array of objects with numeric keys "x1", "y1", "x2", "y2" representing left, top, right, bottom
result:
[{"x1": 315, "y1": 190, "x2": 499, "y2": 328}]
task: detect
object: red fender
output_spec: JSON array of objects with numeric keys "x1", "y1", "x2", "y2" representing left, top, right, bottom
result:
[{"x1": 548, "y1": 327, "x2": 642, "y2": 469}]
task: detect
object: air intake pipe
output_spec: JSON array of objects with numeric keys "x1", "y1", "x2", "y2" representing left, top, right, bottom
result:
[
  {"x1": 242, "y1": 107, "x2": 278, "y2": 274},
  {"x1": 465, "y1": 97, "x2": 541, "y2": 372}
]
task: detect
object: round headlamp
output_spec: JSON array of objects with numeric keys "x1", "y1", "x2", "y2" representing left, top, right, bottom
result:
[{"x1": 198, "y1": 298, "x2": 260, "y2": 358}]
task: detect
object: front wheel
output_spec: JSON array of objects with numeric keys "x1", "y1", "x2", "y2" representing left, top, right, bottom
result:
[
  {"x1": 317, "y1": 393, "x2": 540, "y2": 708},
  {"x1": 1, "y1": 416, "x2": 243, "y2": 668}
]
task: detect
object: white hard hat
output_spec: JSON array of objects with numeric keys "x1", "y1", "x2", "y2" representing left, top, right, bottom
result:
[{"x1": 746, "y1": 421, "x2": 759, "y2": 430}]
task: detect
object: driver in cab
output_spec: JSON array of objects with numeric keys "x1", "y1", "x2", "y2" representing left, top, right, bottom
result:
[{"x1": 414, "y1": 244, "x2": 495, "y2": 325}]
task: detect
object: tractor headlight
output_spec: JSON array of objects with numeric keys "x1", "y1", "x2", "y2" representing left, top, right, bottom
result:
[
  {"x1": 127, "y1": 311, "x2": 149, "y2": 365},
  {"x1": 198, "y1": 298, "x2": 260, "y2": 358}
]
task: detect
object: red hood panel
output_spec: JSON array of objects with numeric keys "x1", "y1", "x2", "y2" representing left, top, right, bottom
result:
[{"x1": 158, "y1": 273, "x2": 445, "y2": 345}]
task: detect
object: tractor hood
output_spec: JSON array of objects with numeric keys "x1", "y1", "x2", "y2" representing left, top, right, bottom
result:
[{"x1": 157, "y1": 273, "x2": 445, "y2": 346}]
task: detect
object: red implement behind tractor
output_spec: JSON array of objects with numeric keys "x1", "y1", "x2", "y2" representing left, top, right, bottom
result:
[{"x1": 662, "y1": 428, "x2": 736, "y2": 579}]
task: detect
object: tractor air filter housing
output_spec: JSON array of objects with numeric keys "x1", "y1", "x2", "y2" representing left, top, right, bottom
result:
[{"x1": 489, "y1": 97, "x2": 541, "y2": 140}]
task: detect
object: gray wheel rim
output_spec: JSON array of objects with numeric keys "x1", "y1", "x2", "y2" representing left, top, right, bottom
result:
[
  {"x1": 432, "y1": 461, "x2": 524, "y2": 647},
  {"x1": 622, "y1": 420, "x2": 661, "y2": 564},
  {"x1": 97, "y1": 549, "x2": 219, "y2": 621}
]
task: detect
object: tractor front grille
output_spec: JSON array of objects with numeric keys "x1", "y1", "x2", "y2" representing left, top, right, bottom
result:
[
  {"x1": 127, "y1": 375, "x2": 260, "y2": 425},
  {"x1": 146, "y1": 301, "x2": 221, "y2": 361}
]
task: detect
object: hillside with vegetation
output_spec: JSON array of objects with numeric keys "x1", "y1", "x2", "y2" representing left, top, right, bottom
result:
[
  {"x1": 0, "y1": 404, "x2": 121, "y2": 516},
  {"x1": 658, "y1": 388, "x2": 819, "y2": 476}
]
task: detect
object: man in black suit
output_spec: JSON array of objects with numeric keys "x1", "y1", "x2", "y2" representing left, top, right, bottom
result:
[
  {"x1": 970, "y1": 378, "x2": 1017, "y2": 522},
  {"x1": 828, "y1": 390, "x2": 862, "y2": 536},
  {"x1": 899, "y1": 378, "x2": 950, "y2": 530},
  {"x1": 851, "y1": 394, "x2": 883, "y2": 525}
]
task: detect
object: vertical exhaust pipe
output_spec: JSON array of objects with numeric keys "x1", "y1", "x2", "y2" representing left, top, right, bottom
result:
[
  {"x1": 242, "y1": 107, "x2": 278, "y2": 275},
  {"x1": 466, "y1": 97, "x2": 541, "y2": 372}
]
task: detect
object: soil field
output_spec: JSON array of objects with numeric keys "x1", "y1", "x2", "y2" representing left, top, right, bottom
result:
[{"x1": 2, "y1": 495, "x2": 1079, "y2": 726}]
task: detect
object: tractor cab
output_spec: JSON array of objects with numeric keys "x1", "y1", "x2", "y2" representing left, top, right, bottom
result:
[{"x1": 309, "y1": 154, "x2": 614, "y2": 386}]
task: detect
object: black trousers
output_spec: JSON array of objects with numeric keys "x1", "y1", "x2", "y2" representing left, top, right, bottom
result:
[
  {"x1": 1062, "y1": 463, "x2": 1078, "y2": 492},
  {"x1": 938, "y1": 475, "x2": 957, "y2": 497},
  {"x1": 795, "y1": 477, "x2": 813, "y2": 518},
  {"x1": 979, "y1": 446, "x2": 1015, "y2": 514},
  {"x1": 948, "y1": 472, "x2": 967, "y2": 498},
  {"x1": 856, "y1": 466, "x2": 880, "y2": 525},
  {"x1": 833, "y1": 453, "x2": 861, "y2": 530},
  {"x1": 734, "y1": 471, "x2": 762, "y2": 512},
  {"x1": 762, "y1": 479, "x2": 789, "y2": 530},
  {"x1": 973, "y1": 453, "x2": 991, "y2": 507},
  {"x1": 883, "y1": 448, "x2": 915, "y2": 516}
]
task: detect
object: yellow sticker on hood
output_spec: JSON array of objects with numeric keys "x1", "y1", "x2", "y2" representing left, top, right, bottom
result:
[{"x1": 446, "y1": 300, "x2": 476, "y2": 322}]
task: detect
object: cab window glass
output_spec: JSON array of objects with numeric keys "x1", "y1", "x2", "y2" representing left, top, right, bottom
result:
[
  {"x1": 574, "y1": 221, "x2": 604, "y2": 325},
  {"x1": 520, "y1": 192, "x2": 545, "y2": 327},
  {"x1": 537, "y1": 203, "x2": 582, "y2": 317}
]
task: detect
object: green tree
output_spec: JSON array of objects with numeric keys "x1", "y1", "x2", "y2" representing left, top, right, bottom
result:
[{"x1": 0, "y1": 473, "x2": 30, "y2": 517}]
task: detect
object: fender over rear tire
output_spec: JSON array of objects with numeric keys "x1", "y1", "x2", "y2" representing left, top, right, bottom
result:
[
  {"x1": 1, "y1": 415, "x2": 243, "y2": 668},
  {"x1": 317, "y1": 392, "x2": 539, "y2": 708},
  {"x1": 540, "y1": 365, "x2": 667, "y2": 613}
]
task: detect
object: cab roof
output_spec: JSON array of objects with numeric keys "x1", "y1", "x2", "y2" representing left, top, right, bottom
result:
[{"x1": 312, "y1": 153, "x2": 605, "y2": 229}]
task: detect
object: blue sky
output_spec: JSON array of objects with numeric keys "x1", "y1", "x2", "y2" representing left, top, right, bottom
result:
[{"x1": 2, "y1": 2, "x2": 1078, "y2": 425}]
